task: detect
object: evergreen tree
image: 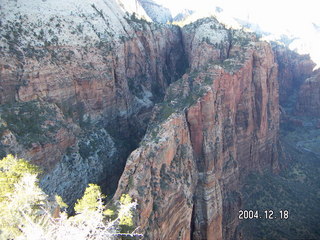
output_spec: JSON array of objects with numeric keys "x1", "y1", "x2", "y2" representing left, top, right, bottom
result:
[
  {"x1": 74, "y1": 184, "x2": 105, "y2": 214},
  {"x1": 119, "y1": 194, "x2": 134, "y2": 227},
  {"x1": 0, "y1": 154, "x2": 40, "y2": 203},
  {"x1": 0, "y1": 155, "x2": 142, "y2": 240}
]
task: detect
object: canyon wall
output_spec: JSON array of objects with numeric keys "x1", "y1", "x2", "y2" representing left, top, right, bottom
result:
[
  {"x1": 272, "y1": 44, "x2": 315, "y2": 105},
  {"x1": 271, "y1": 44, "x2": 318, "y2": 130},
  {"x1": 1, "y1": 0, "x2": 319, "y2": 238},
  {"x1": 0, "y1": 2, "x2": 282, "y2": 235},
  {"x1": 296, "y1": 71, "x2": 320, "y2": 117},
  {"x1": 115, "y1": 18, "x2": 280, "y2": 239},
  {"x1": 0, "y1": 1, "x2": 289, "y2": 238},
  {"x1": 0, "y1": 0, "x2": 187, "y2": 204}
]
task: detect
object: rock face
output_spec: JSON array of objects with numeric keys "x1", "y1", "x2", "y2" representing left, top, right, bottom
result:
[
  {"x1": 137, "y1": 0, "x2": 173, "y2": 23},
  {"x1": 1, "y1": 1, "x2": 282, "y2": 238},
  {"x1": 272, "y1": 44, "x2": 315, "y2": 105},
  {"x1": 3, "y1": 0, "x2": 319, "y2": 238},
  {"x1": 173, "y1": 9, "x2": 195, "y2": 22},
  {"x1": 0, "y1": 0, "x2": 187, "y2": 204},
  {"x1": 115, "y1": 18, "x2": 280, "y2": 239},
  {"x1": 116, "y1": 114, "x2": 198, "y2": 239},
  {"x1": 0, "y1": 100, "x2": 76, "y2": 171},
  {"x1": 296, "y1": 71, "x2": 320, "y2": 117}
]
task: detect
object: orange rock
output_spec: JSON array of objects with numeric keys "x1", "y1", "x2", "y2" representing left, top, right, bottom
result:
[{"x1": 115, "y1": 20, "x2": 280, "y2": 239}]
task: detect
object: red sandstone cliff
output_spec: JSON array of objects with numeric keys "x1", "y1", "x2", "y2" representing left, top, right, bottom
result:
[
  {"x1": 0, "y1": 0, "x2": 187, "y2": 204},
  {"x1": 115, "y1": 18, "x2": 280, "y2": 239},
  {"x1": 1, "y1": 0, "x2": 316, "y2": 238}
]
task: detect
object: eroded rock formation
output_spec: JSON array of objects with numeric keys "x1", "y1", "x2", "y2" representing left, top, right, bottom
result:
[
  {"x1": 0, "y1": 0, "x2": 187, "y2": 204},
  {"x1": 296, "y1": 71, "x2": 320, "y2": 117},
  {"x1": 137, "y1": 0, "x2": 173, "y2": 23},
  {"x1": 272, "y1": 44, "x2": 315, "y2": 105},
  {"x1": 115, "y1": 18, "x2": 280, "y2": 239},
  {"x1": 2, "y1": 1, "x2": 307, "y2": 239}
]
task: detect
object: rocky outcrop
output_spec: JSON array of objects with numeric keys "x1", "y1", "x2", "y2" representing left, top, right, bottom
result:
[
  {"x1": 296, "y1": 71, "x2": 320, "y2": 117},
  {"x1": 0, "y1": 100, "x2": 76, "y2": 171},
  {"x1": 40, "y1": 128, "x2": 118, "y2": 204},
  {"x1": 0, "y1": 0, "x2": 187, "y2": 205},
  {"x1": 272, "y1": 44, "x2": 315, "y2": 105},
  {"x1": 115, "y1": 18, "x2": 280, "y2": 239},
  {"x1": 1, "y1": 0, "x2": 315, "y2": 238},
  {"x1": 137, "y1": 0, "x2": 172, "y2": 23},
  {"x1": 173, "y1": 9, "x2": 195, "y2": 22},
  {"x1": 1, "y1": 1, "x2": 283, "y2": 238},
  {"x1": 116, "y1": 113, "x2": 198, "y2": 239}
]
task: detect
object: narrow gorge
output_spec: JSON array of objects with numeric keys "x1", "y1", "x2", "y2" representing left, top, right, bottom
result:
[{"x1": 1, "y1": 0, "x2": 319, "y2": 239}]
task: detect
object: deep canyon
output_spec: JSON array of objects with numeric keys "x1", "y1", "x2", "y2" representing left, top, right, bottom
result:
[{"x1": 0, "y1": 0, "x2": 319, "y2": 239}]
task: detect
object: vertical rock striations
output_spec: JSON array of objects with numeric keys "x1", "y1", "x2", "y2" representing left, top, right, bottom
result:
[
  {"x1": 1, "y1": 1, "x2": 283, "y2": 237},
  {"x1": 115, "y1": 18, "x2": 280, "y2": 239},
  {"x1": 0, "y1": 0, "x2": 187, "y2": 204},
  {"x1": 116, "y1": 114, "x2": 198, "y2": 239}
]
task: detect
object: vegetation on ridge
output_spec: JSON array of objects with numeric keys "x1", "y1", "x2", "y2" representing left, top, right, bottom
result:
[{"x1": 0, "y1": 101, "x2": 63, "y2": 150}]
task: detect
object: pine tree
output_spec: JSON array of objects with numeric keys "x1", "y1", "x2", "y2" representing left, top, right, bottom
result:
[
  {"x1": 0, "y1": 155, "x2": 142, "y2": 240},
  {"x1": 119, "y1": 194, "x2": 134, "y2": 227},
  {"x1": 74, "y1": 184, "x2": 105, "y2": 214},
  {"x1": 0, "y1": 154, "x2": 40, "y2": 203},
  {"x1": 0, "y1": 155, "x2": 43, "y2": 239}
]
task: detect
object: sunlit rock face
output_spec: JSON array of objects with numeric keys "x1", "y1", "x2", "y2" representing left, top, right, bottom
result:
[
  {"x1": 0, "y1": 0, "x2": 289, "y2": 238},
  {"x1": 115, "y1": 18, "x2": 280, "y2": 239},
  {"x1": 0, "y1": 0, "x2": 187, "y2": 205},
  {"x1": 296, "y1": 71, "x2": 320, "y2": 117},
  {"x1": 137, "y1": 0, "x2": 172, "y2": 23}
]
